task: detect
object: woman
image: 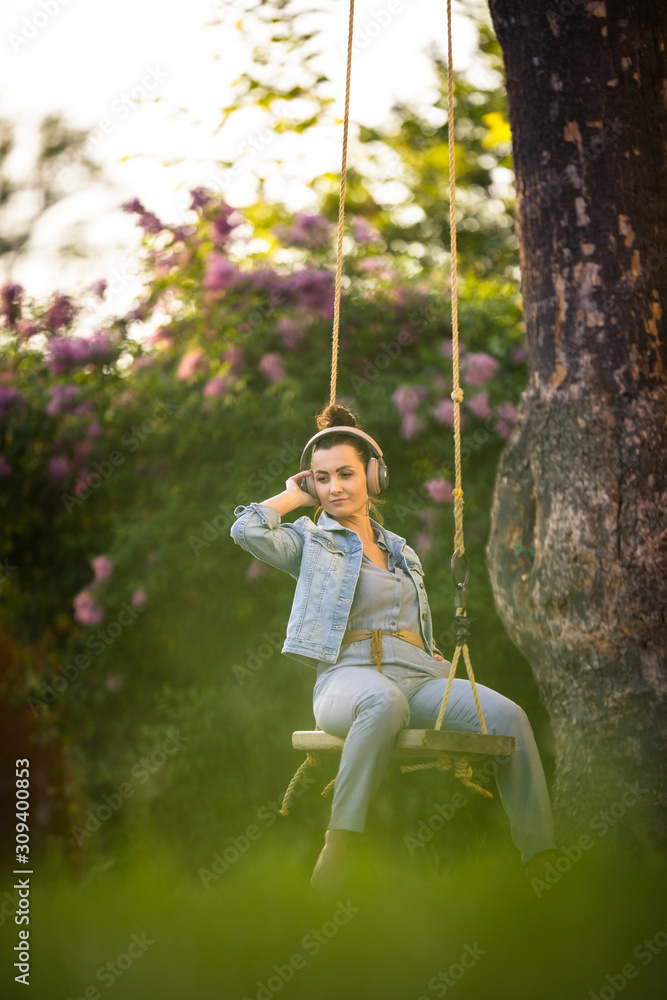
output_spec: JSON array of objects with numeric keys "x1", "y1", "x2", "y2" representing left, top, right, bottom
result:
[{"x1": 230, "y1": 403, "x2": 557, "y2": 888}]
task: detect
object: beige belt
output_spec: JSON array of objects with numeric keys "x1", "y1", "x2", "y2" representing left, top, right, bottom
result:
[{"x1": 341, "y1": 627, "x2": 425, "y2": 673}]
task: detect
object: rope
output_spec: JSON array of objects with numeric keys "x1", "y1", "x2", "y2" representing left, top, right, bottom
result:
[
  {"x1": 434, "y1": 616, "x2": 488, "y2": 733},
  {"x1": 446, "y1": 0, "x2": 465, "y2": 559},
  {"x1": 400, "y1": 755, "x2": 493, "y2": 799},
  {"x1": 321, "y1": 777, "x2": 336, "y2": 799},
  {"x1": 329, "y1": 0, "x2": 356, "y2": 407},
  {"x1": 280, "y1": 752, "x2": 322, "y2": 816},
  {"x1": 428, "y1": 0, "x2": 489, "y2": 742}
]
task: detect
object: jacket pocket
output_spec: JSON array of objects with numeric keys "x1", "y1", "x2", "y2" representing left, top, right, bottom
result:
[{"x1": 309, "y1": 534, "x2": 346, "y2": 557}]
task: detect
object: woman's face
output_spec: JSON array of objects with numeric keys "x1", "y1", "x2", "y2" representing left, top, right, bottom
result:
[{"x1": 311, "y1": 443, "x2": 368, "y2": 517}]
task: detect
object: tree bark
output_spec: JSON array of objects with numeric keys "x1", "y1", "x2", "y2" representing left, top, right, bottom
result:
[{"x1": 485, "y1": 0, "x2": 667, "y2": 846}]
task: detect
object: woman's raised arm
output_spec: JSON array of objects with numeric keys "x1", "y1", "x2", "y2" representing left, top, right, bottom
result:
[{"x1": 229, "y1": 471, "x2": 318, "y2": 580}]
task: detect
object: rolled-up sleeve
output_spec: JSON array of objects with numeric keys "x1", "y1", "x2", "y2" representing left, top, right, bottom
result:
[{"x1": 230, "y1": 502, "x2": 303, "y2": 580}]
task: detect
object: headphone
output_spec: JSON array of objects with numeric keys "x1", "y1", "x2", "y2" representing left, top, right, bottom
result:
[{"x1": 299, "y1": 426, "x2": 389, "y2": 500}]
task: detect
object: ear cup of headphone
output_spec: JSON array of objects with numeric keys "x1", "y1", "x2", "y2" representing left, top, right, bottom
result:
[
  {"x1": 366, "y1": 457, "x2": 389, "y2": 496},
  {"x1": 299, "y1": 474, "x2": 320, "y2": 500}
]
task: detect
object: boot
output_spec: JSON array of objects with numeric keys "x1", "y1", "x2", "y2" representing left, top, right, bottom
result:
[{"x1": 310, "y1": 828, "x2": 359, "y2": 892}]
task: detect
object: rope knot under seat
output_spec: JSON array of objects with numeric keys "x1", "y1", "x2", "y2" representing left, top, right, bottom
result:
[{"x1": 400, "y1": 754, "x2": 493, "y2": 798}]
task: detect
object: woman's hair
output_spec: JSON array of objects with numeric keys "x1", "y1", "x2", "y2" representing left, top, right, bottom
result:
[{"x1": 310, "y1": 402, "x2": 386, "y2": 525}]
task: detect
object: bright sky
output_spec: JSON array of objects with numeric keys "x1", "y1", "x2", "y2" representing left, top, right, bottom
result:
[{"x1": 0, "y1": 0, "x2": 494, "y2": 322}]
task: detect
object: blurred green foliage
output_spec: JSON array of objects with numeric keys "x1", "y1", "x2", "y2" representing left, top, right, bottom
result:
[{"x1": 2, "y1": 837, "x2": 666, "y2": 1000}]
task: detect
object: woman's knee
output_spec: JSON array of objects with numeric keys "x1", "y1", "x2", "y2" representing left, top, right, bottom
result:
[
  {"x1": 489, "y1": 696, "x2": 531, "y2": 737},
  {"x1": 358, "y1": 684, "x2": 410, "y2": 730}
]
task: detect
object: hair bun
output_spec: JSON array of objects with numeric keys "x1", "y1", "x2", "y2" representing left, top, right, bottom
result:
[{"x1": 315, "y1": 402, "x2": 358, "y2": 431}]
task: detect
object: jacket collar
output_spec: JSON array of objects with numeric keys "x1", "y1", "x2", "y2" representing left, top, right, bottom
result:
[{"x1": 315, "y1": 508, "x2": 407, "y2": 554}]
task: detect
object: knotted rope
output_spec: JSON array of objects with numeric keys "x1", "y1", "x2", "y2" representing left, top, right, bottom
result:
[{"x1": 400, "y1": 754, "x2": 493, "y2": 799}]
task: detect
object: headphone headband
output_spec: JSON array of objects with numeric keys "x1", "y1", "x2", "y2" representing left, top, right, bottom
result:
[{"x1": 299, "y1": 426, "x2": 384, "y2": 470}]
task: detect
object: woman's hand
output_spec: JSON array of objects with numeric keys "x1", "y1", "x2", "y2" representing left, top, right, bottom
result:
[
  {"x1": 284, "y1": 470, "x2": 319, "y2": 508},
  {"x1": 433, "y1": 653, "x2": 444, "y2": 661},
  {"x1": 257, "y1": 471, "x2": 319, "y2": 515}
]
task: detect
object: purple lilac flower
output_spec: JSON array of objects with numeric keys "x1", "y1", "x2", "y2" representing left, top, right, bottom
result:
[
  {"x1": 222, "y1": 345, "x2": 244, "y2": 376},
  {"x1": 211, "y1": 204, "x2": 242, "y2": 245},
  {"x1": 467, "y1": 391, "x2": 491, "y2": 420},
  {"x1": 16, "y1": 320, "x2": 38, "y2": 340},
  {"x1": 86, "y1": 421, "x2": 103, "y2": 437},
  {"x1": 350, "y1": 216, "x2": 381, "y2": 244},
  {"x1": 412, "y1": 531, "x2": 433, "y2": 555},
  {"x1": 400, "y1": 413, "x2": 423, "y2": 440},
  {"x1": 127, "y1": 301, "x2": 149, "y2": 322},
  {"x1": 0, "y1": 386, "x2": 24, "y2": 421},
  {"x1": 424, "y1": 477, "x2": 453, "y2": 503},
  {"x1": 512, "y1": 346, "x2": 528, "y2": 364},
  {"x1": 277, "y1": 316, "x2": 306, "y2": 350},
  {"x1": 46, "y1": 384, "x2": 81, "y2": 416},
  {"x1": 259, "y1": 353, "x2": 286, "y2": 383},
  {"x1": 74, "y1": 475, "x2": 91, "y2": 498},
  {"x1": 138, "y1": 212, "x2": 163, "y2": 234},
  {"x1": 121, "y1": 198, "x2": 145, "y2": 214},
  {"x1": 251, "y1": 268, "x2": 281, "y2": 295},
  {"x1": 73, "y1": 402, "x2": 94, "y2": 418},
  {"x1": 154, "y1": 254, "x2": 178, "y2": 277},
  {"x1": 92, "y1": 555, "x2": 114, "y2": 583},
  {"x1": 47, "y1": 330, "x2": 114, "y2": 374},
  {"x1": 47, "y1": 455, "x2": 71, "y2": 479},
  {"x1": 203, "y1": 251, "x2": 242, "y2": 292},
  {"x1": 432, "y1": 398, "x2": 464, "y2": 430},
  {"x1": 47, "y1": 338, "x2": 90, "y2": 373},
  {"x1": 73, "y1": 440, "x2": 94, "y2": 465},
  {"x1": 1, "y1": 283, "x2": 23, "y2": 326},
  {"x1": 392, "y1": 385, "x2": 428, "y2": 416},
  {"x1": 146, "y1": 326, "x2": 172, "y2": 346},
  {"x1": 0, "y1": 455, "x2": 12, "y2": 475},
  {"x1": 74, "y1": 589, "x2": 104, "y2": 627},
  {"x1": 44, "y1": 294, "x2": 76, "y2": 333},
  {"x1": 282, "y1": 212, "x2": 333, "y2": 250},
  {"x1": 189, "y1": 187, "x2": 212, "y2": 210},
  {"x1": 495, "y1": 401, "x2": 519, "y2": 439},
  {"x1": 245, "y1": 560, "x2": 269, "y2": 582},
  {"x1": 462, "y1": 351, "x2": 500, "y2": 386},
  {"x1": 357, "y1": 259, "x2": 396, "y2": 280},
  {"x1": 291, "y1": 268, "x2": 334, "y2": 318},
  {"x1": 173, "y1": 224, "x2": 195, "y2": 243},
  {"x1": 132, "y1": 587, "x2": 147, "y2": 608},
  {"x1": 177, "y1": 348, "x2": 207, "y2": 380},
  {"x1": 204, "y1": 375, "x2": 229, "y2": 397}
]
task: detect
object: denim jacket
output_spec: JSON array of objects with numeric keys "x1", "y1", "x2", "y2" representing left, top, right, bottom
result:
[{"x1": 230, "y1": 501, "x2": 444, "y2": 669}]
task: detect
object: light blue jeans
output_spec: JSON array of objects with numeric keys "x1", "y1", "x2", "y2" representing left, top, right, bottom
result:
[{"x1": 312, "y1": 662, "x2": 556, "y2": 864}]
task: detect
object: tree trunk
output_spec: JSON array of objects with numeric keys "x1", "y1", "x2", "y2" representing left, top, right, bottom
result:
[{"x1": 484, "y1": 0, "x2": 667, "y2": 846}]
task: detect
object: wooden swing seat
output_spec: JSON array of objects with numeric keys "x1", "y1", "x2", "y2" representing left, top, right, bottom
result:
[
  {"x1": 292, "y1": 729, "x2": 514, "y2": 759},
  {"x1": 279, "y1": 729, "x2": 516, "y2": 815}
]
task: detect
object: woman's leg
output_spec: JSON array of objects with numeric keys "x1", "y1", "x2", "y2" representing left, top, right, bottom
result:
[
  {"x1": 406, "y1": 677, "x2": 556, "y2": 864},
  {"x1": 313, "y1": 665, "x2": 411, "y2": 833}
]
